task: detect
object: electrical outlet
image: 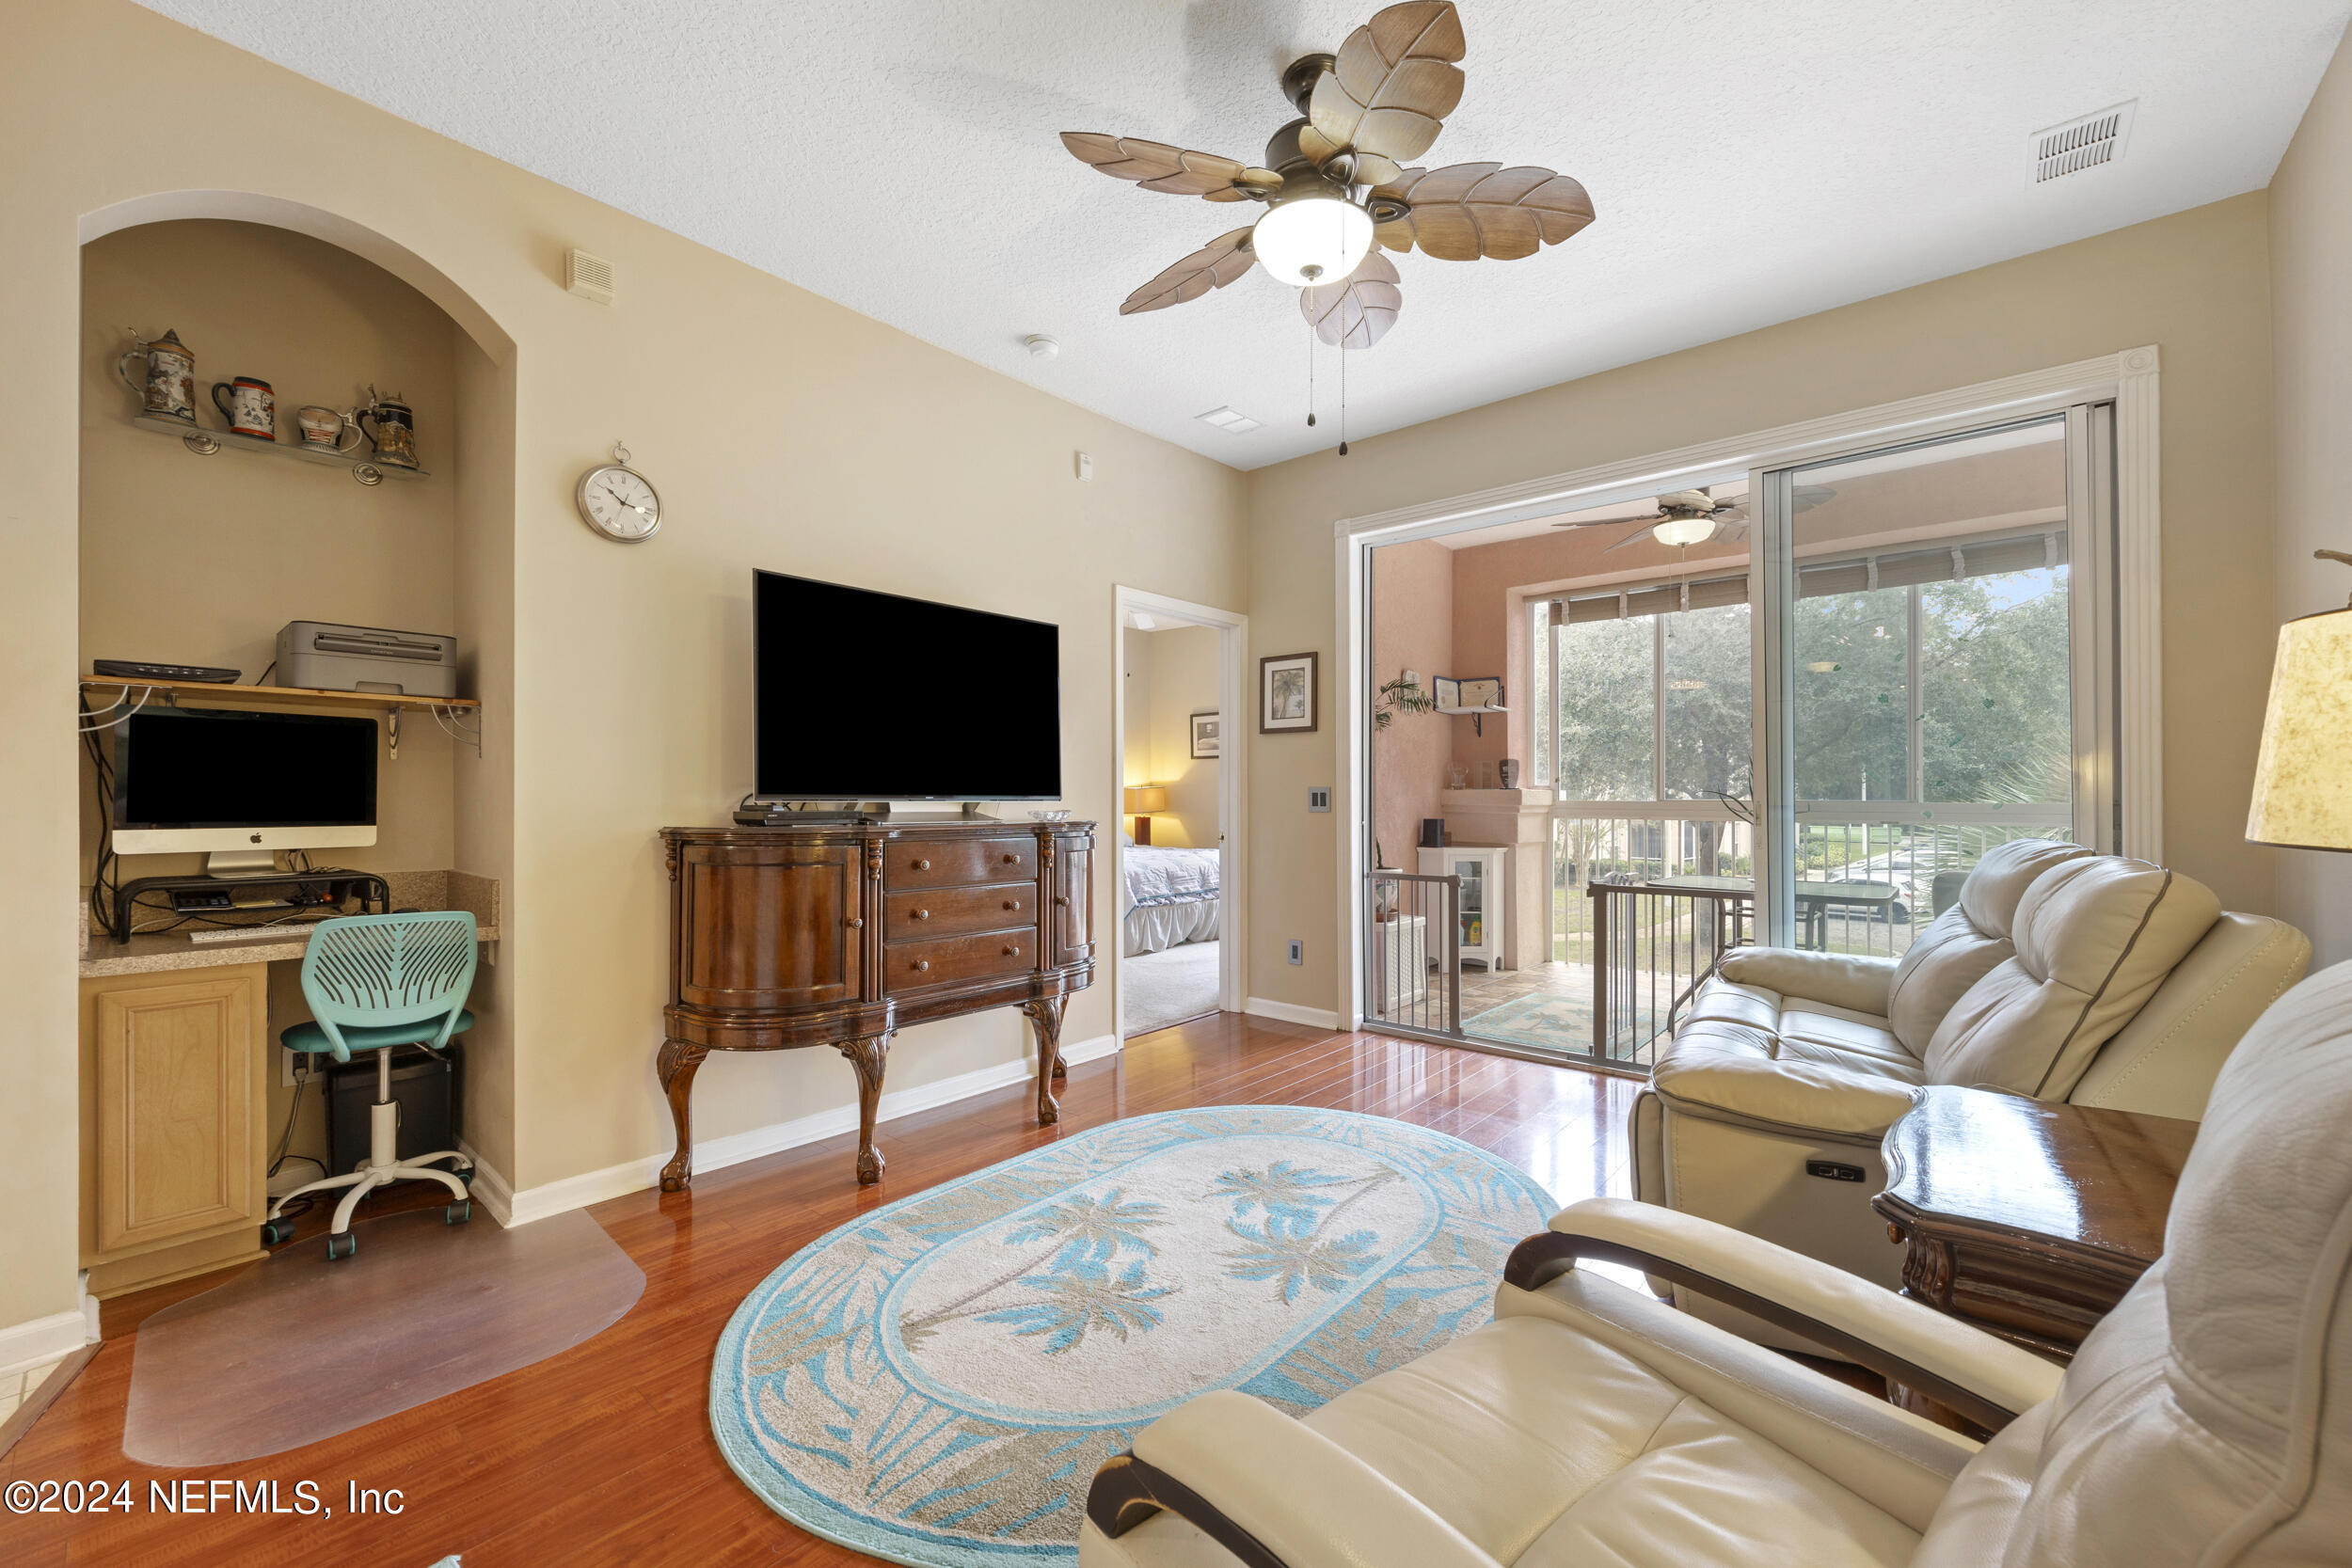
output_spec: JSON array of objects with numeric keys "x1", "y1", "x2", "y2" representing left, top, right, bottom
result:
[
  {"x1": 1287, "y1": 939, "x2": 1303, "y2": 966},
  {"x1": 280, "y1": 1046, "x2": 302, "y2": 1087},
  {"x1": 1308, "y1": 786, "x2": 1331, "y2": 813}
]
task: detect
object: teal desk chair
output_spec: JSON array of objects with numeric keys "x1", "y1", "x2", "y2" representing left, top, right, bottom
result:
[{"x1": 264, "y1": 911, "x2": 479, "y2": 1259}]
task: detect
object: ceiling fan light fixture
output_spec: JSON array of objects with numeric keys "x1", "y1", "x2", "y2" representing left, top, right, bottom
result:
[
  {"x1": 1651, "y1": 515, "x2": 1717, "y2": 547},
  {"x1": 1251, "y1": 195, "x2": 1374, "y2": 288}
]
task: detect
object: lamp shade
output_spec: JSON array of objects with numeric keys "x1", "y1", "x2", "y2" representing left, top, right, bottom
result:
[
  {"x1": 2246, "y1": 607, "x2": 2352, "y2": 850},
  {"x1": 1124, "y1": 785, "x2": 1170, "y2": 815}
]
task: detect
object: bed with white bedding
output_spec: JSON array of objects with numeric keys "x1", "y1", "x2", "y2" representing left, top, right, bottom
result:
[{"x1": 1123, "y1": 844, "x2": 1222, "y2": 957}]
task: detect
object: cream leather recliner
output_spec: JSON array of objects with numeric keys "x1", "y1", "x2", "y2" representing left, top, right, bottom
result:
[
  {"x1": 1078, "y1": 961, "x2": 2352, "y2": 1568},
  {"x1": 1629, "y1": 840, "x2": 2307, "y2": 1334}
]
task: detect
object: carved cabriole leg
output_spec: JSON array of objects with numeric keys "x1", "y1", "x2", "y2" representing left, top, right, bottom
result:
[
  {"x1": 657, "y1": 1037, "x2": 709, "y2": 1192},
  {"x1": 838, "y1": 1035, "x2": 890, "y2": 1184},
  {"x1": 1023, "y1": 994, "x2": 1068, "y2": 1126}
]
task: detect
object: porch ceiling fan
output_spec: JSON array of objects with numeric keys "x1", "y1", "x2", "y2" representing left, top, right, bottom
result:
[
  {"x1": 1552, "y1": 489, "x2": 1749, "y2": 553},
  {"x1": 1549, "y1": 483, "x2": 1836, "y2": 553}
]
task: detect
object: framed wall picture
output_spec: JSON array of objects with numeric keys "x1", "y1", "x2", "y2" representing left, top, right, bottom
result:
[
  {"x1": 1189, "y1": 711, "x2": 1221, "y2": 759},
  {"x1": 1260, "y1": 652, "x2": 1319, "y2": 734}
]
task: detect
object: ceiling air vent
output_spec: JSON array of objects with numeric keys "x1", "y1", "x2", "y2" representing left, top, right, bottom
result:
[
  {"x1": 1196, "y1": 405, "x2": 1262, "y2": 434},
  {"x1": 2032, "y1": 101, "x2": 2137, "y2": 183}
]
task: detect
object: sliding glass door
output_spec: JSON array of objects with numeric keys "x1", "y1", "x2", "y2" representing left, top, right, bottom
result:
[{"x1": 1755, "y1": 410, "x2": 2116, "y2": 952}]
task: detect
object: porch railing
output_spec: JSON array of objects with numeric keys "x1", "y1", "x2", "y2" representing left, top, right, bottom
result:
[
  {"x1": 1366, "y1": 870, "x2": 1460, "y2": 1037},
  {"x1": 1588, "y1": 880, "x2": 1749, "y2": 1065}
]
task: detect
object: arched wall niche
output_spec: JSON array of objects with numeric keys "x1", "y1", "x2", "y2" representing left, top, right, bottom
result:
[
  {"x1": 74, "y1": 187, "x2": 522, "y2": 1195},
  {"x1": 80, "y1": 190, "x2": 514, "y2": 365}
]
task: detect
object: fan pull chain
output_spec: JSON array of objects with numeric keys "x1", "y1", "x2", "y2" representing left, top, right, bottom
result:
[
  {"x1": 1338, "y1": 341, "x2": 1349, "y2": 457},
  {"x1": 1306, "y1": 322, "x2": 1317, "y2": 428}
]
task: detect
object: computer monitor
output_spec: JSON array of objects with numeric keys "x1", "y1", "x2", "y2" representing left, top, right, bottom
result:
[{"x1": 113, "y1": 706, "x2": 379, "y2": 875}]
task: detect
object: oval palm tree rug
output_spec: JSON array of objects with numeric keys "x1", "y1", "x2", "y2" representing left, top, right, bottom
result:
[{"x1": 710, "y1": 1105, "x2": 1554, "y2": 1566}]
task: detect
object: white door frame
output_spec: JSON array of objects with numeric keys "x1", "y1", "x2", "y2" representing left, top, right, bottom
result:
[
  {"x1": 1111, "y1": 586, "x2": 1250, "y2": 1037},
  {"x1": 1329, "y1": 348, "x2": 2160, "y2": 1030}
]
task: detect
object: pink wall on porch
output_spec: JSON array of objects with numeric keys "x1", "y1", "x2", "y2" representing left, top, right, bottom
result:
[{"x1": 1369, "y1": 538, "x2": 1455, "y2": 867}]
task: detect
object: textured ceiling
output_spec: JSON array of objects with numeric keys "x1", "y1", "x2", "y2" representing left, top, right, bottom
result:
[{"x1": 135, "y1": 1, "x2": 2349, "y2": 468}]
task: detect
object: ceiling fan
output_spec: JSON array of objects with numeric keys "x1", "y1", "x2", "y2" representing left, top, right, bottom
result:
[
  {"x1": 1554, "y1": 489, "x2": 1749, "y2": 553},
  {"x1": 1549, "y1": 483, "x2": 1837, "y2": 552},
  {"x1": 1060, "y1": 1, "x2": 1595, "y2": 351}
]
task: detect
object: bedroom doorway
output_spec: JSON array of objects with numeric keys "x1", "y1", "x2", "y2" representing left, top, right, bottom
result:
[{"x1": 1112, "y1": 587, "x2": 1248, "y2": 1039}]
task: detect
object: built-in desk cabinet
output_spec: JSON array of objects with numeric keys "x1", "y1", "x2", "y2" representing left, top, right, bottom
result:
[{"x1": 79, "y1": 964, "x2": 270, "y2": 1296}]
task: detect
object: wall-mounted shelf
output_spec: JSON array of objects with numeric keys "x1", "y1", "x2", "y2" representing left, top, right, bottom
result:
[
  {"x1": 82, "y1": 675, "x2": 478, "y2": 712},
  {"x1": 132, "y1": 412, "x2": 428, "y2": 484},
  {"x1": 80, "y1": 675, "x2": 482, "y2": 760}
]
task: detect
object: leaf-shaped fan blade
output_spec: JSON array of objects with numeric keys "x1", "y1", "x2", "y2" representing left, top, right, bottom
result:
[
  {"x1": 1062, "y1": 133, "x2": 1279, "y2": 200},
  {"x1": 1120, "y1": 229, "x2": 1258, "y2": 315},
  {"x1": 1299, "y1": 253, "x2": 1403, "y2": 349},
  {"x1": 1309, "y1": 2, "x2": 1467, "y2": 164},
  {"x1": 1373, "y1": 164, "x2": 1595, "y2": 261}
]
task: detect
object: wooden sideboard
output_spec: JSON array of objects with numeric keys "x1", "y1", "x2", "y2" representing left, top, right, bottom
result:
[{"x1": 658, "y1": 818, "x2": 1096, "y2": 1187}]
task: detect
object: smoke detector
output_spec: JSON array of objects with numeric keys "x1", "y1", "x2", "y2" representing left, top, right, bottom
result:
[
  {"x1": 1024, "y1": 334, "x2": 1060, "y2": 359},
  {"x1": 1196, "y1": 405, "x2": 1262, "y2": 434},
  {"x1": 565, "y1": 248, "x2": 614, "y2": 304},
  {"x1": 2031, "y1": 102, "x2": 2137, "y2": 184}
]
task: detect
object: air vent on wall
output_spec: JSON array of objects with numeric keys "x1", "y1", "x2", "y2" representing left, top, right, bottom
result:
[
  {"x1": 566, "y1": 247, "x2": 615, "y2": 304},
  {"x1": 2032, "y1": 101, "x2": 2137, "y2": 183},
  {"x1": 1196, "y1": 405, "x2": 1262, "y2": 434}
]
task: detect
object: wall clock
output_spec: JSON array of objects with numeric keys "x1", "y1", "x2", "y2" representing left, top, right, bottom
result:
[{"x1": 576, "y1": 442, "x2": 662, "y2": 543}]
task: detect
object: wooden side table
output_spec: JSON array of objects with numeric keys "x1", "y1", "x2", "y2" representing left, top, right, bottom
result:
[{"x1": 1874, "y1": 1085, "x2": 2198, "y2": 1362}]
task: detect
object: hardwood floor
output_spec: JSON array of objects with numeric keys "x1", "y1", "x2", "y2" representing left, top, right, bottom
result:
[{"x1": 1, "y1": 1013, "x2": 1639, "y2": 1567}]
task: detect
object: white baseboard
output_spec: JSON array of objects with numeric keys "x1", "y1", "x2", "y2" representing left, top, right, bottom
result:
[
  {"x1": 489, "y1": 1034, "x2": 1120, "y2": 1227},
  {"x1": 453, "y1": 1140, "x2": 517, "y2": 1228},
  {"x1": 1245, "y1": 996, "x2": 1343, "y2": 1031},
  {"x1": 0, "y1": 1308, "x2": 93, "y2": 1382}
]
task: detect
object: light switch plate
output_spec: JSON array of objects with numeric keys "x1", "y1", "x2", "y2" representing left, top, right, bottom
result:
[
  {"x1": 1287, "y1": 939, "x2": 1303, "y2": 965},
  {"x1": 1308, "y1": 787, "x2": 1331, "y2": 813}
]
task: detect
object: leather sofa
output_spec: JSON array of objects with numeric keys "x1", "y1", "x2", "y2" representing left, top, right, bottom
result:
[
  {"x1": 1079, "y1": 960, "x2": 2352, "y2": 1568},
  {"x1": 1629, "y1": 840, "x2": 2306, "y2": 1340}
]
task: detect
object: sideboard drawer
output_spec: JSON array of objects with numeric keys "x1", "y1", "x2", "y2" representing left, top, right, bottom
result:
[
  {"x1": 885, "y1": 882, "x2": 1034, "y2": 941},
  {"x1": 886, "y1": 929, "x2": 1037, "y2": 993},
  {"x1": 889, "y1": 836, "x2": 1035, "y2": 890}
]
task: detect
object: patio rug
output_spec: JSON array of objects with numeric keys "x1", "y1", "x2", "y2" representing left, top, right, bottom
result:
[
  {"x1": 1462, "y1": 990, "x2": 1668, "y2": 1055},
  {"x1": 709, "y1": 1105, "x2": 1554, "y2": 1566}
]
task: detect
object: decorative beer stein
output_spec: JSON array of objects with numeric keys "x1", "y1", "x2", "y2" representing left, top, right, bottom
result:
[
  {"x1": 353, "y1": 388, "x2": 421, "y2": 469},
  {"x1": 294, "y1": 404, "x2": 358, "y2": 451},
  {"x1": 118, "y1": 328, "x2": 197, "y2": 423},
  {"x1": 211, "y1": 376, "x2": 276, "y2": 439}
]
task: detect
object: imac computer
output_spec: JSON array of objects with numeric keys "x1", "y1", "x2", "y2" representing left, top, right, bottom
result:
[{"x1": 113, "y1": 706, "x2": 380, "y2": 876}]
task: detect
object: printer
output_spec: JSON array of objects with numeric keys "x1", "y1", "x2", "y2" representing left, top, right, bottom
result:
[{"x1": 277, "y1": 621, "x2": 459, "y2": 699}]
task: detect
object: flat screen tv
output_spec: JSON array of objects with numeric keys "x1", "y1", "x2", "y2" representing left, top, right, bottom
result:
[{"x1": 755, "y1": 570, "x2": 1061, "y2": 801}]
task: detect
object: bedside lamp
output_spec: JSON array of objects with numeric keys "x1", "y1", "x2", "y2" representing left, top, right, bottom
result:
[
  {"x1": 1124, "y1": 784, "x2": 1169, "y2": 846},
  {"x1": 2247, "y1": 554, "x2": 2352, "y2": 851}
]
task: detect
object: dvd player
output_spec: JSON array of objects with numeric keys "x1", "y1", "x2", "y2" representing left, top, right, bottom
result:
[{"x1": 92, "y1": 658, "x2": 242, "y2": 684}]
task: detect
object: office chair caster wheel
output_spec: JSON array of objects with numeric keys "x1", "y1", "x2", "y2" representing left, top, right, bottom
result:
[
  {"x1": 326, "y1": 1232, "x2": 358, "y2": 1261},
  {"x1": 456, "y1": 1165, "x2": 476, "y2": 1189},
  {"x1": 445, "y1": 1200, "x2": 471, "y2": 1226},
  {"x1": 260, "y1": 1218, "x2": 294, "y2": 1246}
]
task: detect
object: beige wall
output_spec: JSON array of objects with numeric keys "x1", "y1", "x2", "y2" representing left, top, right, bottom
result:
[
  {"x1": 2271, "y1": 27, "x2": 2352, "y2": 968},
  {"x1": 1370, "y1": 539, "x2": 1454, "y2": 866},
  {"x1": 0, "y1": 2, "x2": 1245, "y2": 1340},
  {"x1": 1121, "y1": 626, "x2": 1154, "y2": 799},
  {"x1": 1248, "y1": 192, "x2": 2280, "y2": 1016},
  {"x1": 1143, "y1": 626, "x2": 1219, "y2": 849}
]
